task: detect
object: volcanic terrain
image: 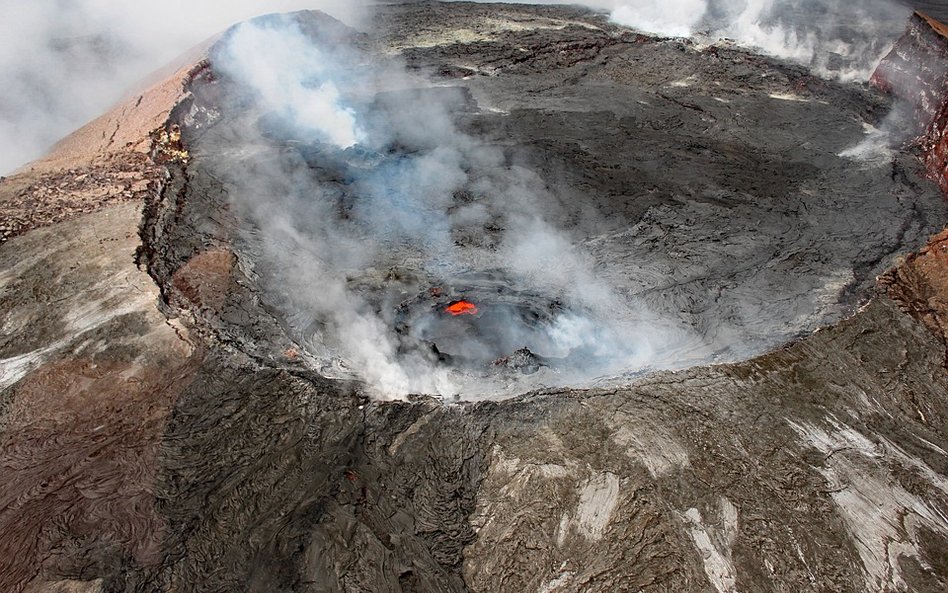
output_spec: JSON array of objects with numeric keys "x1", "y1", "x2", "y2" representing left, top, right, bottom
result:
[{"x1": 2, "y1": 3, "x2": 948, "y2": 593}]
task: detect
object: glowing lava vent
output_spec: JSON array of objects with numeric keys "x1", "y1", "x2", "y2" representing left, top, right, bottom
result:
[{"x1": 445, "y1": 300, "x2": 479, "y2": 316}]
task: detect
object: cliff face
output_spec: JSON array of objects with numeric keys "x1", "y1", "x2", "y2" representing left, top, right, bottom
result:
[{"x1": 872, "y1": 11, "x2": 948, "y2": 194}]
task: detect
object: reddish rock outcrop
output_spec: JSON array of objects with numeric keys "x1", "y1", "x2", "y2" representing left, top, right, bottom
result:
[
  {"x1": 881, "y1": 228, "x2": 948, "y2": 357},
  {"x1": 872, "y1": 11, "x2": 948, "y2": 194}
]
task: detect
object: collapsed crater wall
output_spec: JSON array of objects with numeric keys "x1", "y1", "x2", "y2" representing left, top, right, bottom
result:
[{"x1": 872, "y1": 11, "x2": 948, "y2": 194}]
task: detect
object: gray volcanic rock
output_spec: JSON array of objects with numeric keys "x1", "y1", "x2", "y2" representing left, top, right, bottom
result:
[{"x1": 2, "y1": 3, "x2": 948, "y2": 593}]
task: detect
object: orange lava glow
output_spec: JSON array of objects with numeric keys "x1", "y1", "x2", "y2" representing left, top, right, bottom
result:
[{"x1": 445, "y1": 300, "x2": 479, "y2": 316}]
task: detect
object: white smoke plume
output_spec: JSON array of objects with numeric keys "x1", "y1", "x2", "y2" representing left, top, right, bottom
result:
[
  {"x1": 0, "y1": 0, "x2": 366, "y2": 175},
  {"x1": 457, "y1": 0, "x2": 912, "y2": 80},
  {"x1": 696, "y1": 0, "x2": 910, "y2": 82},
  {"x1": 612, "y1": 0, "x2": 708, "y2": 37},
  {"x1": 220, "y1": 21, "x2": 363, "y2": 147},
  {"x1": 205, "y1": 14, "x2": 701, "y2": 398}
]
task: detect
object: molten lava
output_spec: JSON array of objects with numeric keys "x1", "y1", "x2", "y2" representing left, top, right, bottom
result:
[{"x1": 445, "y1": 300, "x2": 479, "y2": 316}]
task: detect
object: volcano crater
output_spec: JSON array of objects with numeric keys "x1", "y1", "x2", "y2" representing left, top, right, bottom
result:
[{"x1": 143, "y1": 6, "x2": 948, "y2": 399}]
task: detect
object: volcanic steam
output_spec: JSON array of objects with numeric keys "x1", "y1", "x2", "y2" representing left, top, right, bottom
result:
[{"x1": 171, "y1": 8, "x2": 947, "y2": 399}]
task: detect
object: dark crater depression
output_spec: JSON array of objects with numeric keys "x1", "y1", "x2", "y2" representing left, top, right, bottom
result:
[{"x1": 154, "y1": 5, "x2": 948, "y2": 398}]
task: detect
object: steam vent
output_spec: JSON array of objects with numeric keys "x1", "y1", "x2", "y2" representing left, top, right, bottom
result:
[{"x1": 4, "y1": 3, "x2": 948, "y2": 592}]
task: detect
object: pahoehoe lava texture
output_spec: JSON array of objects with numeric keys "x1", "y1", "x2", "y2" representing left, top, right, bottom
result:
[{"x1": 3, "y1": 3, "x2": 948, "y2": 593}]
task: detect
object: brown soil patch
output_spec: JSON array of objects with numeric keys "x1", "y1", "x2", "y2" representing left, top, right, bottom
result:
[
  {"x1": 171, "y1": 249, "x2": 237, "y2": 311},
  {"x1": 881, "y1": 227, "x2": 948, "y2": 342},
  {"x1": 0, "y1": 354, "x2": 201, "y2": 593}
]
